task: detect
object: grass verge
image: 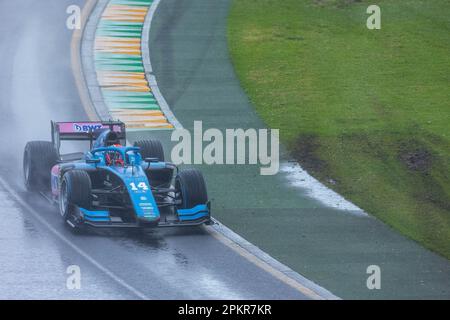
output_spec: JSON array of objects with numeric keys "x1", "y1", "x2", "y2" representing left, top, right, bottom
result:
[{"x1": 228, "y1": 0, "x2": 450, "y2": 258}]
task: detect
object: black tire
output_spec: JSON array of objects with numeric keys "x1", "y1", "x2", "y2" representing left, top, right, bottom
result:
[
  {"x1": 59, "y1": 170, "x2": 92, "y2": 222},
  {"x1": 175, "y1": 169, "x2": 208, "y2": 209},
  {"x1": 145, "y1": 167, "x2": 174, "y2": 188},
  {"x1": 23, "y1": 141, "x2": 59, "y2": 191},
  {"x1": 134, "y1": 140, "x2": 164, "y2": 162},
  {"x1": 135, "y1": 140, "x2": 171, "y2": 187}
]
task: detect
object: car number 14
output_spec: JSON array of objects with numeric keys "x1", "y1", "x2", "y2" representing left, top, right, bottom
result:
[{"x1": 129, "y1": 182, "x2": 149, "y2": 192}]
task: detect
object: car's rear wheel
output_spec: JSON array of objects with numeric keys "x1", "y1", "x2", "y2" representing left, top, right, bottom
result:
[
  {"x1": 23, "y1": 141, "x2": 59, "y2": 191},
  {"x1": 60, "y1": 170, "x2": 92, "y2": 229},
  {"x1": 134, "y1": 139, "x2": 165, "y2": 161},
  {"x1": 175, "y1": 169, "x2": 208, "y2": 209},
  {"x1": 134, "y1": 140, "x2": 173, "y2": 187}
]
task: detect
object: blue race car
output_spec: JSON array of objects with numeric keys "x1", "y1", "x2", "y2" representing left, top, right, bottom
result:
[{"x1": 23, "y1": 121, "x2": 211, "y2": 230}]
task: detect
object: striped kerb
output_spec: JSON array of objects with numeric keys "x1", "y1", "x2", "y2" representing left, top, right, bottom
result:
[{"x1": 94, "y1": 0, "x2": 174, "y2": 130}]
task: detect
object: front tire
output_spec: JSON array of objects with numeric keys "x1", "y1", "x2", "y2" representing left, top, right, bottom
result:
[
  {"x1": 175, "y1": 169, "x2": 208, "y2": 209},
  {"x1": 23, "y1": 141, "x2": 59, "y2": 191},
  {"x1": 60, "y1": 170, "x2": 92, "y2": 229}
]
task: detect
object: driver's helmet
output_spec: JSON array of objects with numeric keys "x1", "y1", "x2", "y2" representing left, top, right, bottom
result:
[
  {"x1": 105, "y1": 149, "x2": 124, "y2": 166},
  {"x1": 104, "y1": 132, "x2": 124, "y2": 166},
  {"x1": 105, "y1": 131, "x2": 120, "y2": 146}
]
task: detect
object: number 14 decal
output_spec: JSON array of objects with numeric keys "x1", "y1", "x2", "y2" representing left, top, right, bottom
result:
[{"x1": 130, "y1": 182, "x2": 149, "y2": 192}]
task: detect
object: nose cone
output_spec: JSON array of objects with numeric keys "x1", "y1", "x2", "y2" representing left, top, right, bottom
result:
[
  {"x1": 136, "y1": 216, "x2": 160, "y2": 227},
  {"x1": 120, "y1": 168, "x2": 161, "y2": 222}
]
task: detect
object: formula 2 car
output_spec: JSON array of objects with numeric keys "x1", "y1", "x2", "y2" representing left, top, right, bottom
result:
[{"x1": 23, "y1": 121, "x2": 211, "y2": 230}]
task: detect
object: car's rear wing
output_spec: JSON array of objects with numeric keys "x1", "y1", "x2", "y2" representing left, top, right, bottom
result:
[{"x1": 51, "y1": 121, "x2": 126, "y2": 151}]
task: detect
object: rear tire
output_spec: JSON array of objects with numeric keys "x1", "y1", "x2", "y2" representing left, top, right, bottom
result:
[
  {"x1": 60, "y1": 170, "x2": 92, "y2": 229},
  {"x1": 135, "y1": 140, "x2": 172, "y2": 187},
  {"x1": 175, "y1": 169, "x2": 208, "y2": 209},
  {"x1": 23, "y1": 141, "x2": 59, "y2": 191},
  {"x1": 134, "y1": 140, "x2": 165, "y2": 162}
]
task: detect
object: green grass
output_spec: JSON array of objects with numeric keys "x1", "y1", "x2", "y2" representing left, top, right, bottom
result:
[{"x1": 228, "y1": 0, "x2": 450, "y2": 258}]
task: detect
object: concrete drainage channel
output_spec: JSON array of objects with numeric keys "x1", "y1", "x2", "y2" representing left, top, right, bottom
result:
[{"x1": 78, "y1": 0, "x2": 339, "y2": 300}]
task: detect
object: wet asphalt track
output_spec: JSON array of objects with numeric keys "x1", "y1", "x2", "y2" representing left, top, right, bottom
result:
[{"x1": 0, "y1": 0, "x2": 310, "y2": 299}]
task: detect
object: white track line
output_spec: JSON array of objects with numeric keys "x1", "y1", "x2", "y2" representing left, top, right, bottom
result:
[
  {"x1": 0, "y1": 176, "x2": 149, "y2": 300},
  {"x1": 208, "y1": 221, "x2": 340, "y2": 300}
]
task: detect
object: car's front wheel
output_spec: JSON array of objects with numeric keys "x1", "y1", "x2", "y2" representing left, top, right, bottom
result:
[
  {"x1": 175, "y1": 169, "x2": 208, "y2": 208},
  {"x1": 60, "y1": 170, "x2": 92, "y2": 229},
  {"x1": 175, "y1": 169, "x2": 211, "y2": 224}
]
